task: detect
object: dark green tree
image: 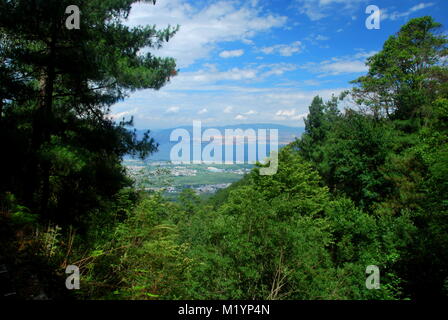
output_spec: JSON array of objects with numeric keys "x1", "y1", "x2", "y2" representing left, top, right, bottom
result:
[
  {"x1": 0, "y1": 0, "x2": 178, "y2": 223},
  {"x1": 295, "y1": 94, "x2": 342, "y2": 165},
  {"x1": 352, "y1": 16, "x2": 447, "y2": 123}
]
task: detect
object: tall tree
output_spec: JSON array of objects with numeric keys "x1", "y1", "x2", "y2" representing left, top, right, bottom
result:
[
  {"x1": 352, "y1": 16, "x2": 448, "y2": 122},
  {"x1": 0, "y1": 0, "x2": 178, "y2": 222},
  {"x1": 295, "y1": 94, "x2": 342, "y2": 163}
]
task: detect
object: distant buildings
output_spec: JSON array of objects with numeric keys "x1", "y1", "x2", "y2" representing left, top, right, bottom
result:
[{"x1": 123, "y1": 160, "x2": 252, "y2": 195}]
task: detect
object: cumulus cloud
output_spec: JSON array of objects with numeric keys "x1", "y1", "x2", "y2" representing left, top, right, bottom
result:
[
  {"x1": 275, "y1": 109, "x2": 309, "y2": 121},
  {"x1": 260, "y1": 63, "x2": 298, "y2": 77},
  {"x1": 300, "y1": 50, "x2": 376, "y2": 76},
  {"x1": 109, "y1": 0, "x2": 370, "y2": 129},
  {"x1": 113, "y1": 86, "x2": 348, "y2": 129},
  {"x1": 293, "y1": 0, "x2": 367, "y2": 21},
  {"x1": 109, "y1": 108, "x2": 138, "y2": 120},
  {"x1": 244, "y1": 110, "x2": 258, "y2": 115},
  {"x1": 319, "y1": 61, "x2": 367, "y2": 75},
  {"x1": 166, "y1": 106, "x2": 180, "y2": 113},
  {"x1": 242, "y1": 38, "x2": 255, "y2": 45},
  {"x1": 315, "y1": 34, "x2": 329, "y2": 41},
  {"x1": 219, "y1": 49, "x2": 245, "y2": 58},
  {"x1": 126, "y1": 0, "x2": 287, "y2": 67},
  {"x1": 164, "y1": 63, "x2": 297, "y2": 90},
  {"x1": 260, "y1": 41, "x2": 303, "y2": 56},
  {"x1": 381, "y1": 2, "x2": 435, "y2": 21},
  {"x1": 276, "y1": 109, "x2": 296, "y2": 117},
  {"x1": 223, "y1": 106, "x2": 234, "y2": 113},
  {"x1": 304, "y1": 33, "x2": 331, "y2": 46}
]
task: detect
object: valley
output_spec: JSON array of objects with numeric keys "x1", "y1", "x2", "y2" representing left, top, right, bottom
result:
[{"x1": 124, "y1": 159, "x2": 253, "y2": 197}]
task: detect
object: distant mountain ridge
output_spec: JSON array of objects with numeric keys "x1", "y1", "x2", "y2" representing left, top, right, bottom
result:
[{"x1": 135, "y1": 124, "x2": 304, "y2": 161}]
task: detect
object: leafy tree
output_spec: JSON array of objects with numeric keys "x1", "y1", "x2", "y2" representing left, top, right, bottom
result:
[
  {"x1": 180, "y1": 149, "x2": 402, "y2": 299},
  {"x1": 352, "y1": 16, "x2": 448, "y2": 122},
  {"x1": 0, "y1": 0, "x2": 178, "y2": 223},
  {"x1": 295, "y1": 94, "x2": 342, "y2": 164},
  {"x1": 319, "y1": 111, "x2": 395, "y2": 209},
  {"x1": 0, "y1": 0, "x2": 178, "y2": 299},
  {"x1": 389, "y1": 98, "x2": 448, "y2": 299},
  {"x1": 108, "y1": 194, "x2": 191, "y2": 300}
]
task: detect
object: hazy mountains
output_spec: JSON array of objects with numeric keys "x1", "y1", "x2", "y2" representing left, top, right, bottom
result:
[{"x1": 136, "y1": 124, "x2": 304, "y2": 161}]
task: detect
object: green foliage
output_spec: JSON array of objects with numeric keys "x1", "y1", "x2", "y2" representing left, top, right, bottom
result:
[
  {"x1": 0, "y1": 0, "x2": 177, "y2": 299},
  {"x1": 0, "y1": 0, "x2": 176, "y2": 224},
  {"x1": 320, "y1": 111, "x2": 394, "y2": 210},
  {"x1": 291, "y1": 16, "x2": 448, "y2": 299},
  {"x1": 179, "y1": 189, "x2": 201, "y2": 215},
  {"x1": 90, "y1": 194, "x2": 192, "y2": 300},
  {"x1": 176, "y1": 150, "x2": 404, "y2": 299},
  {"x1": 1, "y1": 5, "x2": 447, "y2": 301},
  {"x1": 295, "y1": 94, "x2": 342, "y2": 164},
  {"x1": 352, "y1": 16, "x2": 447, "y2": 121}
]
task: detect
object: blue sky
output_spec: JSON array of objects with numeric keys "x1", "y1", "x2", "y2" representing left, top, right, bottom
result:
[{"x1": 111, "y1": 0, "x2": 448, "y2": 129}]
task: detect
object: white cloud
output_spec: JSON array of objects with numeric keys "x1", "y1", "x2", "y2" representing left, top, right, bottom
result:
[
  {"x1": 315, "y1": 34, "x2": 329, "y2": 41},
  {"x1": 165, "y1": 63, "x2": 297, "y2": 90},
  {"x1": 261, "y1": 41, "x2": 303, "y2": 56},
  {"x1": 244, "y1": 110, "x2": 258, "y2": 115},
  {"x1": 224, "y1": 106, "x2": 234, "y2": 113},
  {"x1": 113, "y1": 86, "x2": 348, "y2": 129},
  {"x1": 219, "y1": 49, "x2": 244, "y2": 58},
  {"x1": 126, "y1": 0, "x2": 287, "y2": 67},
  {"x1": 305, "y1": 33, "x2": 331, "y2": 46},
  {"x1": 294, "y1": 0, "x2": 367, "y2": 21},
  {"x1": 409, "y1": 2, "x2": 435, "y2": 12},
  {"x1": 193, "y1": 67, "x2": 257, "y2": 81},
  {"x1": 166, "y1": 106, "x2": 180, "y2": 113},
  {"x1": 381, "y1": 2, "x2": 435, "y2": 21},
  {"x1": 110, "y1": 1, "x2": 369, "y2": 129},
  {"x1": 276, "y1": 109, "x2": 296, "y2": 117},
  {"x1": 242, "y1": 38, "x2": 255, "y2": 45},
  {"x1": 319, "y1": 60, "x2": 368, "y2": 75},
  {"x1": 260, "y1": 63, "x2": 298, "y2": 77},
  {"x1": 293, "y1": 113, "x2": 309, "y2": 121},
  {"x1": 301, "y1": 50, "x2": 376, "y2": 76},
  {"x1": 352, "y1": 50, "x2": 378, "y2": 59},
  {"x1": 303, "y1": 79, "x2": 323, "y2": 86},
  {"x1": 275, "y1": 109, "x2": 309, "y2": 121},
  {"x1": 109, "y1": 108, "x2": 138, "y2": 120}
]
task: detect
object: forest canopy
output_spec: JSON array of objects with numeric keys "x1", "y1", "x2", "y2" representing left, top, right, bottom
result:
[{"x1": 0, "y1": 1, "x2": 447, "y2": 301}]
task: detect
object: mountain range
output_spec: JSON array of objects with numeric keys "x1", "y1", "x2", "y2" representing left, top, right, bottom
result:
[{"x1": 135, "y1": 124, "x2": 304, "y2": 161}]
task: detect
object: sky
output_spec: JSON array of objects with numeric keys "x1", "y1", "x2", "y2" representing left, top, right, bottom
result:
[{"x1": 111, "y1": 0, "x2": 448, "y2": 129}]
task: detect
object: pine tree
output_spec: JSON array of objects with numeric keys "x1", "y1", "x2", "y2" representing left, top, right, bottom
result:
[{"x1": 0, "y1": 0, "x2": 178, "y2": 221}]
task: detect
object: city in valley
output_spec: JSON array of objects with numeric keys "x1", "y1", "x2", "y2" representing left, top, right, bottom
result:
[{"x1": 124, "y1": 159, "x2": 253, "y2": 197}]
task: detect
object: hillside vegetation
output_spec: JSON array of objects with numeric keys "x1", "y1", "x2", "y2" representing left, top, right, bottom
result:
[{"x1": 0, "y1": 1, "x2": 447, "y2": 300}]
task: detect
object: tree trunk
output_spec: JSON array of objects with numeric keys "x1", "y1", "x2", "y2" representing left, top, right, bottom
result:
[
  {"x1": 0, "y1": 99, "x2": 3, "y2": 127},
  {"x1": 25, "y1": 35, "x2": 57, "y2": 216}
]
